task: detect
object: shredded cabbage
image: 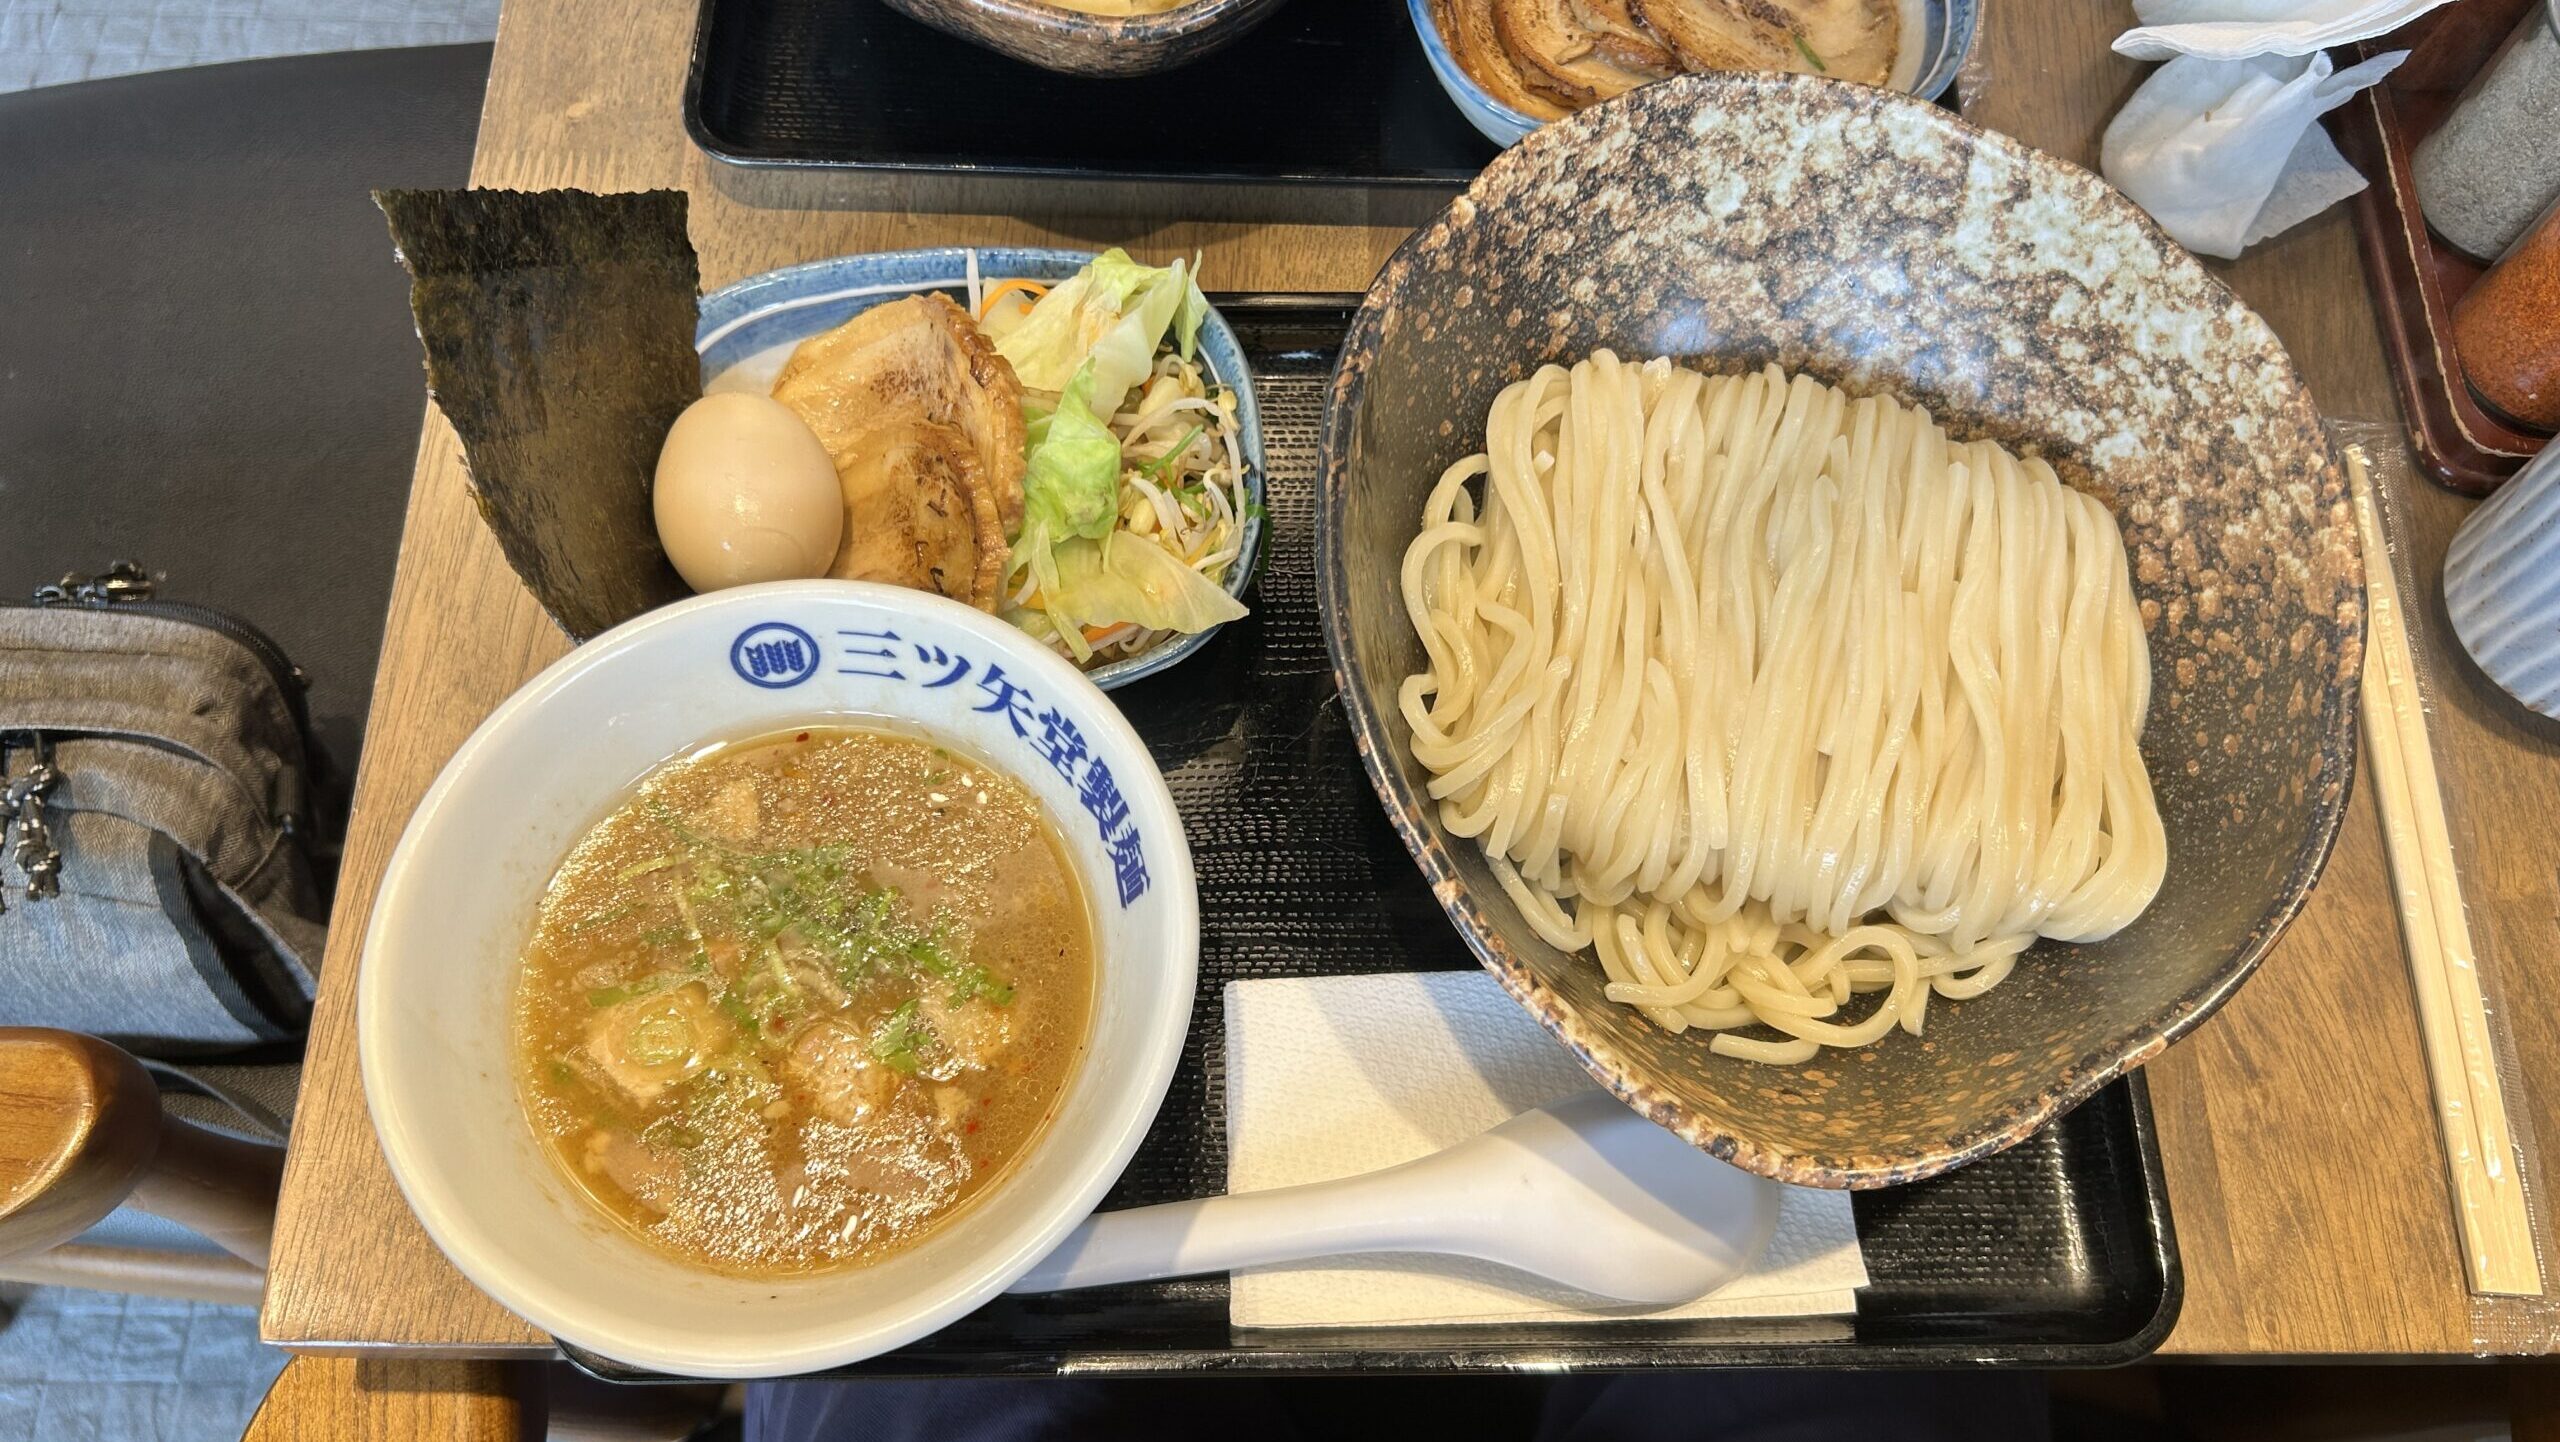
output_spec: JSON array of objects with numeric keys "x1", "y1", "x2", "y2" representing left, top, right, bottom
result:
[
  {"x1": 1018, "y1": 362, "x2": 1120, "y2": 546},
  {"x1": 1034, "y1": 532, "x2": 1248, "y2": 661},
  {"x1": 997, "y1": 250, "x2": 1238, "y2": 665},
  {"x1": 997, "y1": 249, "x2": 1209, "y2": 409}
]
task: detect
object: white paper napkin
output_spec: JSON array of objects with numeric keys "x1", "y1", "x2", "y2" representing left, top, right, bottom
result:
[
  {"x1": 1222, "y1": 970, "x2": 1867, "y2": 1329},
  {"x1": 2102, "y1": 48, "x2": 2407, "y2": 259},
  {"x1": 2115, "y1": 0, "x2": 2457, "y2": 61}
]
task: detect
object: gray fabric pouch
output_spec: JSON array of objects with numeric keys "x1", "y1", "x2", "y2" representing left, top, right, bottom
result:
[{"x1": 0, "y1": 582, "x2": 325, "y2": 1058}]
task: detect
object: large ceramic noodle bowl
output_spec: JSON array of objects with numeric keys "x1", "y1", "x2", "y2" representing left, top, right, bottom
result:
[{"x1": 1318, "y1": 74, "x2": 2364, "y2": 1187}]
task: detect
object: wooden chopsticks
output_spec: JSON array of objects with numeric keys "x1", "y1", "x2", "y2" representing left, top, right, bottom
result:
[{"x1": 2347, "y1": 444, "x2": 2544, "y2": 1297}]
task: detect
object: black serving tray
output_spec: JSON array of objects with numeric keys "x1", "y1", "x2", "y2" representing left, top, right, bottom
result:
[
  {"x1": 568, "y1": 296, "x2": 2180, "y2": 1381},
  {"x1": 685, "y1": 0, "x2": 1503, "y2": 183}
]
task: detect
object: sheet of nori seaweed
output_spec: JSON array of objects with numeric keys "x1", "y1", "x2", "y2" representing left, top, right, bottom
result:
[{"x1": 378, "y1": 187, "x2": 697, "y2": 641}]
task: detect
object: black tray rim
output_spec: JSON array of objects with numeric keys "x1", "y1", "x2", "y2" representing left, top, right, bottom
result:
[
  {"x1": 554, "y1": 293, "x2": 2182, "y2": 1381},
  {"x1": 680, "y1": 0, "x2": 1487, "y2": 187}
]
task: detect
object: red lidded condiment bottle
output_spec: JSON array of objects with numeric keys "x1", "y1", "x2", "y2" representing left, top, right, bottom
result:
[{"x1": 2455, "y1": 196, "x2": 2560, "y2": 433}]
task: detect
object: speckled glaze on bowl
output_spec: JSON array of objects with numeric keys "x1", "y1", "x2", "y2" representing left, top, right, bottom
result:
[
  {"x1": 1318, "y1": 74, "x2": 2366, "y2": 1189},
  {"x1": 880, "y1": 0, "x2": 1290, "y2": 76}
]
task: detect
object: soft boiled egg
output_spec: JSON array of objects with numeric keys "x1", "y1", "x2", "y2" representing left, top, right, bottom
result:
[{"x1": 653, "y1": 393, "x2": 844, "y2": 592}]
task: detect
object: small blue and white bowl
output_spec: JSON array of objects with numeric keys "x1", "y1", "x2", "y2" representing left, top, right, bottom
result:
[
  {"x1": 362, "y1": 581, "x2": 1198, "y2": 1377},
  {"x1": 1409, "y1": 0, "x2": 1981, "y2": 148},
  {"x1": 2448, "y1": 442, "x2": 2560, "y2": 719},
  {"x1": 696, "y1": 246, "x2": 1266, "y2": 691}
]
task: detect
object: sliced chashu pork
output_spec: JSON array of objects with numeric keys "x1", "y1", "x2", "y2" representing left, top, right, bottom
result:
[
  {"x1": 1627, "y1": 0, "x2": 1897, "y2": 87},
  {"x1": 1569, "y1": 0, "x2": 1679, "y2": 75},
  {"x1": 1495, "y1": 0, "x2": 1666, "y2": 105},
  {"x1": 1432, "y1": 0, "x2": 1569, "y2": 120},
  {"x1": 771, "y1": 293, "x2": 1026, "y2": 610},
  {"x1": 837, "y1": 421, "x2": 1009, "y2": 612}
]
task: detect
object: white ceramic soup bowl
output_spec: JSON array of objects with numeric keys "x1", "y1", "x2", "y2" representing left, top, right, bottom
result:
[{"x1": 360, "y1": 580, "x2": 1197, "y2": 1378}]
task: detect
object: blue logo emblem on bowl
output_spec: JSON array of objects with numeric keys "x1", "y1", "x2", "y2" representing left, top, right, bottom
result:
[{"x1": 730, "y1": 622, "x2": 820, "y2": 689}]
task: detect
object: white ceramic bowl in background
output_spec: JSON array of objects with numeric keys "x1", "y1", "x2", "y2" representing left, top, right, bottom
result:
[
  {"x1": 359, "y1": 581, "x2": 1198, "y2": 1378},
  {"x1": 2448, "y1": 442, "x2": 2560, "y2": 719},
  {"x1": 1407, "y1": 0, "x2": 1980, "y2": 148}
]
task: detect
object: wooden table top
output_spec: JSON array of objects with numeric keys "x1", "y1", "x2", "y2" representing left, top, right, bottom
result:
[{"x1": 258, "y1": 0, "x2": 2560, "y2": 1361}]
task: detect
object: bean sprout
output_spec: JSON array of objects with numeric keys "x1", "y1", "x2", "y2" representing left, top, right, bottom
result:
[{"x1": 1003, "y1": 328, "x2": 1251, "y2": 669}]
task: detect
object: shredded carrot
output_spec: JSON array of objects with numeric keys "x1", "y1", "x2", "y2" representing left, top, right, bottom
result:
[
  {"x1": 1081, "y1": 623, "x2": 1130, "y2": 645},
  {"x1": 979, "y1": 279, "x2": 1049, "y2": 319}
]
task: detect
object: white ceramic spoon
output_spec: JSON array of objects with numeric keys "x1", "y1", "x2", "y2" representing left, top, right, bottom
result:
[{"x1": 1008, "y1": 1090, "x2": 1781, "y2": 1305}]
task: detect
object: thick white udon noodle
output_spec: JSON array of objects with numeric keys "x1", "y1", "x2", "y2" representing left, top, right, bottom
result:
[{"x1": 1398, "y1": 354, "x2": 2168, "y2": 1064}]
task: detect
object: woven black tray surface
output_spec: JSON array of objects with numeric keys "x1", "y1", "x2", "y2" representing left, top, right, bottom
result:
[
  {"x1": 685, "y1": 0, "x2": 1503, "y2": 182},
  {"x1": 567, "y1": 296, "x2": 2179, "y2": 1381}
]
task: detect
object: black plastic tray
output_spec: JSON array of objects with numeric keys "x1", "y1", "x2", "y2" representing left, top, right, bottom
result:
[
  {"x1": 685, "y1": 0, "x2": 1502, "y2": 183},
  {"x1": 570, "y1": 296, "x2": 2180, "y2": 1381}
]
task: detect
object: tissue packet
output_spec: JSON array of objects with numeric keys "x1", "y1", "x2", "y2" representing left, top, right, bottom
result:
[
  {"x1": 2101, "y1": 49, "x2": 2407, "y2": 259},
  {"x1": 2116, "y1": 0, "x2": 2458, "y2": 61}
]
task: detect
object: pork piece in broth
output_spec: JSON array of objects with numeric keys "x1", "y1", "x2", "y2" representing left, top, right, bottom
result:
[{"x1": 513, "y1": 727, "x2": 1093, "y2": 1277}]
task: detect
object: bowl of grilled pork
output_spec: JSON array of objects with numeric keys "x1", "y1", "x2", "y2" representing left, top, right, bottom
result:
[{"x1": 1412, "y1": 0, "x2": 1978, "y2": 146}]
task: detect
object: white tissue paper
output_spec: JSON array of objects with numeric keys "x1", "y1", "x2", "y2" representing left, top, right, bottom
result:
[
  {"x1": 2116, "y1": 0, "x2": 2457, "y2": 62},
  {"x1": 2102, "y1": 49, "x2": 2407, "y2": 259},
  {"x1": 1223, "y1": 970, "x2": 1867, "y2": 1329}
]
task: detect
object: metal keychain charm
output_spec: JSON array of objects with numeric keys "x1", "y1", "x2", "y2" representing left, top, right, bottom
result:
[{"x1": 2, "y1": 737, "x2": 62, "y2": 904}]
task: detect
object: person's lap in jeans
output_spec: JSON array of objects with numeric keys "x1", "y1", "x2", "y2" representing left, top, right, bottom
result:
[{"x1": 748, "y1": 1370, "x2": 2051, "y2": 1441}]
